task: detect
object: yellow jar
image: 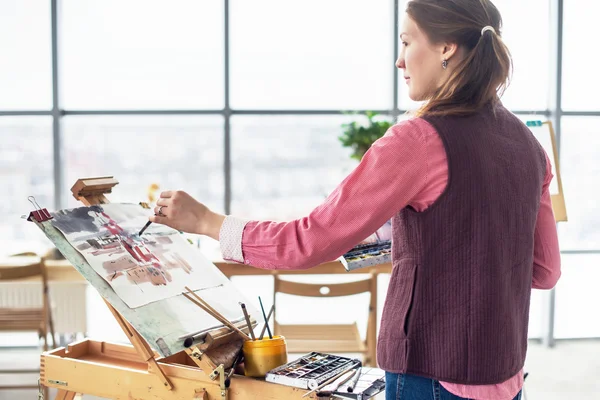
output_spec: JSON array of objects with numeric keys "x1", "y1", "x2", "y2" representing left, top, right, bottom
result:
[{"x1": 243, "y1": 335, "x2": 288, "y2": 378}]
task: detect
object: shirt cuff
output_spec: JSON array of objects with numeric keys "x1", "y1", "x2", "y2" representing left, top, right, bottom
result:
[{"x1": 219, "y1": 216, "x2": 250, "y2": 263}]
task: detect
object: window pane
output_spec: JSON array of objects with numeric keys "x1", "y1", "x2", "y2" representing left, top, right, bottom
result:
[
  {"x1": 562, "y1": 2, "x2": 600, "y2": 110},
  {"x1": 555, "y1": 254, "x2": 600, "y2": 338},
  {"x1": 398, "y1": 0, "x2": 550, "y2": 111},
  {"x1": 61, "y1": 0, "x2": 224, "y2": 110},
  {"x1": 0, "y1": 117, "x2": 54, "y2": 254},
  {"x1": 231, "y1": 116, "x2": 371, "y2": 219},
  {"x1": 526, "y1": 289, "x2": 544, "y2": 339},
  {"x1": 63, "y1": 116, "x2": 224, "y2": 252},
  {"x1": 496, "y1": 0, "x2": 549, "y2": 110},
  {"x1": 0, "y1": 1, "x2": 52, "y2": 110},
  {"x1": 558, "y1": 118, "x2": 600, "y2": 250},
  {"x1": 230, "y1": 0, "x2": 395, "y2": 110}
]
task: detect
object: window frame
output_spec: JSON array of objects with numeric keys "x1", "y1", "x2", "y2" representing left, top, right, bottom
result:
[{"x1": 0, "y1": 0, "x2": 595, "y2": 344}]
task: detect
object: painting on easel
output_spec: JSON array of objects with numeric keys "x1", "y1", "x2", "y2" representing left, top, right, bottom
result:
[{"x1": 51, "y1": 203, "x2": 226, "y2": 308}]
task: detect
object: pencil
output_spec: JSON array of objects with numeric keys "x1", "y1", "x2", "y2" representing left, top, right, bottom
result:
[
  {"x1": 258, "y1": 296, "x2": 273, "y2": 339},
  {"x1": 240, "y1": 302, "x2": 256, "y2": 340}
]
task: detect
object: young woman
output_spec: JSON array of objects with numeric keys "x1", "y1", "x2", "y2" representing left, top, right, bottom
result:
[{"x1": 150, "y1": 1, "x2": 560, "y2": 399}]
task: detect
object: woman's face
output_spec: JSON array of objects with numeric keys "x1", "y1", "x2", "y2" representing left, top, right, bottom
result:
[{"x1": 396, "y1": 14, "x2": 452, "y2": 101}]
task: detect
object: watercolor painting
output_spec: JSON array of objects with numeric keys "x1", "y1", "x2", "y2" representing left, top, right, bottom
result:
[{"x1": 51, "y1": 203, "x2": 228, "y2": 308}]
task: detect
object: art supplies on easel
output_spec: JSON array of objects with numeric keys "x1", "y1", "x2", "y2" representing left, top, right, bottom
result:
[{"x1": 265, "y1": 352, "x2": 359, "y2": 390}]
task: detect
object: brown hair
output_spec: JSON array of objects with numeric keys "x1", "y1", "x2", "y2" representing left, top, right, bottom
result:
[{"x1": 406, "y1": 0, "x2": 512, "y2": 117}]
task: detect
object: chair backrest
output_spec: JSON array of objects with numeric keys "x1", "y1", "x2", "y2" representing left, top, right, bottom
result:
[
  {"x1": 273, "y1": 273, "x2": 377, "y2": 327},
  {"x1": 0, "y1": 254, "x2": 55, "y2": 352},
  {"x1": 274, "y1": 275, "x2": 374, "y2": 298},
  {"x1": 273, "y1": 273, "x2": 379, "y2": 365},
  {"x1": 0, "y1": 257, "x2": 45, "y2": 282}
]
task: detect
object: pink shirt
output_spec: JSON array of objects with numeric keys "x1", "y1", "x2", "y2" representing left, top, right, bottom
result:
[{"x1": 220, "y1": 118, "x2": 561, "y2": 400}]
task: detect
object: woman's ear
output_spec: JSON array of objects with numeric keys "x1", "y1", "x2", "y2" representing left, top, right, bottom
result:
[{"x1": 441, "y1": 42, "x2": 459, "y2": 62}]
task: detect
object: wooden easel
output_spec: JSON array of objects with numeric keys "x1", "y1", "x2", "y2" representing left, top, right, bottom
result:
[
  {"x1": 39, "y1": 177, "x2": 316, "y2": 399},
  {"x1": 545, "y1": 121, "x2": 567, "y2": 222}
]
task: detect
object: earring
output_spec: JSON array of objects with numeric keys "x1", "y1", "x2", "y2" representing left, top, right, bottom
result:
[{"x1": 442, "y1": 59, "x2": 448, "y2": 69}]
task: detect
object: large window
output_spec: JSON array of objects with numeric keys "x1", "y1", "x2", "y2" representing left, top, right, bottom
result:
[
  {"x1": 230, "y1": 0, "x2": 394, "y2": 110},
  {"x1": 0, "y1": 117, "x2": 54, "y2": 251},
  {"x1": 231, "y1": 116, "x2": 357, "y2": 219},
  {"x1": 0, "y1": 1, "x2": 52, "y2": 110},
  {"x1": 62, "y1": 116, "x2": 225, "y2": 212},
  {"x1": 562, "y1": 1, "x2": 599, "y2": 111},
  {"x1": 61, "y1": 0, "x2": 224, "y2": 110},
  {"x1": 1, "y1": 0, "x2": 598, "y2": 342},
  {"x1": 558, "y1": 118, "x2": 600, "y2": 251}
]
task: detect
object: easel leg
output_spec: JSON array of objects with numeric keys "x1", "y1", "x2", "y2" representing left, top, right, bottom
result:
[{"x1": 54, "y1": 390, "x2": 77, "y2": 400}]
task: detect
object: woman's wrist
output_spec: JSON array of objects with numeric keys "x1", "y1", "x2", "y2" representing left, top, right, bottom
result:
[{"x1": 199, "y1": 210, "x2": 226, "y2": 240}]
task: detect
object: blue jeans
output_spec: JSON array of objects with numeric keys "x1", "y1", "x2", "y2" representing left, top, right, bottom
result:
[{"x1": 385, "y1": 372, "x2": 522, "y2": 400}]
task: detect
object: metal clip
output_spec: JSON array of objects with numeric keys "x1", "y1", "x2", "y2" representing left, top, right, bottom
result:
[
  {"x1": 190, "y1": 349, "x2": 204, "y2": 360},
  {"x1": 29, "y1": 196, "x2": 42, "y2": 210},
  {"x1": 210, "y1": 364, "x2": 228, "y2": 400},
  {"x1": 26, "y1": 196, "x2": 53, "y2": 223},
  {"x1": 37, "y1": 379, "x2": 44, "y2": 400}
]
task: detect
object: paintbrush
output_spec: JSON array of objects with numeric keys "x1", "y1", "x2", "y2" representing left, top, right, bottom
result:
[
  {"x1": 240, "y1": 302, "x2": 256, "y2": 340},
  {"x1": 183, "y1": 287, "x2": 250, "y2": 341},
  {"x1": 259, "y1": 305, "x2": 275, "y2": 340},
  {"x1": 346, "y1": 367, "x2": 362, "y2": 393},
  {"x1": 317, "y1": 369, "x2": 357, "y2": 397},
  {"x1": 138, "y1": 220, "x2": 152, "y2": 235},
  {"x1": 182, "y1": 292, "x2": 250, "y2": 341},
  {"x1": 258, "y1": 296, "x2": 273, "y2": 339},
  {"x1": 302, "y1": 362, "x2": 360, "y2": 398}
]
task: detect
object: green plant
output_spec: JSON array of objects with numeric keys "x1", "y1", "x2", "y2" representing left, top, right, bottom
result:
[{"x1": 338, "y1": 111, "x2": 393, "y2": 161}]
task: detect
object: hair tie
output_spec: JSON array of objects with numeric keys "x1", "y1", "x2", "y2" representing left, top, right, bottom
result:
[{"x1": 481, "y1": 26, "x2": 496, "y2": 36}]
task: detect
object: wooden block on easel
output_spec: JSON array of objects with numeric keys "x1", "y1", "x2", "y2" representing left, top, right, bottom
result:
[{"x1": 71, "y1": 176, "x2": 119, "y2": 205}]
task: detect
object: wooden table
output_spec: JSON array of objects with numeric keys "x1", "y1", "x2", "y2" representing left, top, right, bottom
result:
[{"x1": 42, "y1": 258, "x2": 392, "y2": 280}]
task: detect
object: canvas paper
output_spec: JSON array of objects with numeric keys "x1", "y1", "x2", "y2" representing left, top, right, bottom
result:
[{"x1": 51, "y1": 203, "x2": 228, "y2": 308}]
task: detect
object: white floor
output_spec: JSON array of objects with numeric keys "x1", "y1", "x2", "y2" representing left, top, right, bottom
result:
[{"x1": 1, "y1": 339, "x2": 599, "y2": 400}]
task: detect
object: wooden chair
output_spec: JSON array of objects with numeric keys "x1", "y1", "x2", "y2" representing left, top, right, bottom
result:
[
  {"x1": 273, "y1": 273, "x2": 377, "y2": 366},
  {"x1": 0, "y1": 255, "x2": 56, "y2": 394}
]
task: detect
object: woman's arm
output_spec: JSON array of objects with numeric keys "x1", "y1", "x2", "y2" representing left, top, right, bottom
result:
[
  {"x1": 531, "y1": 152, "x2": 561, "y2": 289},
  {"x1": 219, "y1": 119, "x2": 430, "y2": 270}
]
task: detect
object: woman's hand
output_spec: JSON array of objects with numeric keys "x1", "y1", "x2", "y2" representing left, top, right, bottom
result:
[{"x1": 149, "y1": 190, "x2": 225, "y2": 239}]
